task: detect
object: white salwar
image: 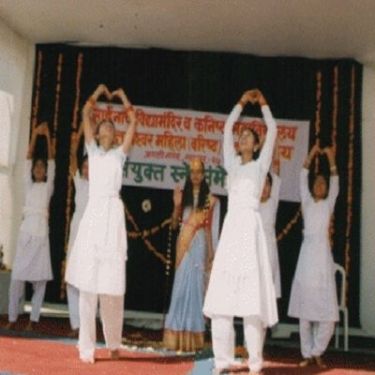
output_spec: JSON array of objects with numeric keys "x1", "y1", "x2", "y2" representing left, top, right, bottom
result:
[
  {"x1": 288, "y1": 168, "x2": 339, "y2": 358},
  {"x1": 259, "y1": 173, "x2": 282, "y2": 298},
  {"x1": 79, "y1": 291, "x2": 124, "y2": 360},
  {"x1": 9, "y1": 160, "x2": 55, "y2": 323},
  {"x1": 65, "y1": 141, "x2": 127, "y2": 361},
  {"x1": 299, "y1": 319, "x2": 335, "y2": 358},
  {"x1": 66, "y1": 171, "x2": 89, "y2": 330},
  {"x1": 203, "y1": 104, "x2": 278, "y2": 373}
]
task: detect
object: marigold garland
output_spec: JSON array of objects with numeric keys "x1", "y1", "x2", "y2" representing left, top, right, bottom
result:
[
  {"x1": 329, "y1": 66, "x2": 339, "y2": 248},
  {"x1": 52, "y1": 54, "x2": 63, "y2": 139},
  {"x1": 276, "y1": 70, "x2": 322, "y2": 242},
  {"x1": 124, "y1": 205, "x2": 169, "y2": 264},
  {"x1": 314, "y1": 70, "x2": 322, "y2": 173},
  {"x1": 343, "y1": 67, "x2": 356, "y2": 304},
  {"x1": 31, "y1": 51, "x2": 43, "y2": 130},
  {"x1": 277, "y1": 209, "x2": 301, "y2": 242},
  {"x1": 60, "y1": 53, "x2": 84, "y2": 300},
  {"x1": 127, "y1": 218, "x2": 171, "y2": 239}
]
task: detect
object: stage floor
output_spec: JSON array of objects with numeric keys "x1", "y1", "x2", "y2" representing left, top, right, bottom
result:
[{"x1": 0, "y1": 314, "x2": 375, "y2": 375}]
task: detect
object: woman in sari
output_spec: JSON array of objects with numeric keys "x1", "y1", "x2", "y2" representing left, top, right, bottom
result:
[{"x1": 163, "y1": 158, "x2": 219, "y2": 352}]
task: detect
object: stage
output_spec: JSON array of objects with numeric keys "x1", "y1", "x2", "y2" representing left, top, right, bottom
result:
[{"x1": 1, "y1": 313, "x2": 374, "y2": 375}]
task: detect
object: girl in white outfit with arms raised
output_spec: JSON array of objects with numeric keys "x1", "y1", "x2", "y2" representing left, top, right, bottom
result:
[
  {"x1": 7, "y1": 123, "x2": 55, "y2": 331},
  {"x1": 288, "y1": 145, "x2": 339, "y2": 368},
  {"x1": 204, "y1": 89, "x2": 278, "y2": 375},
  {"x1": 65, "y1": 84, "x2": 137, "y2": 363}
]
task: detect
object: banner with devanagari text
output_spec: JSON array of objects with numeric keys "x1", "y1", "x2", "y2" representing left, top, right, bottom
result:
[{"x1": 94, "y1": 103, "x2": 310, "y2": 202}]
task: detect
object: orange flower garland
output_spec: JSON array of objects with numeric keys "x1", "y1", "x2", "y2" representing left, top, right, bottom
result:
[
  {"x1": 60, "y1": 53, "x2": 84, "y2": 300},
  {"x1": 31, "y1": 51, "x2": 43, "y2": 130},
  {"x1": 276, "y1": 70, "x2": 322, "y2": 241},
  {"x1": 124, "y1": 204, "x2": 169, "y2": 265},
  {"x1": 343, "y1": 67, "x2": 356, "y2": 304},
  {"x1": 329, "y1": 66, "x2": 339, "y2": 248}
]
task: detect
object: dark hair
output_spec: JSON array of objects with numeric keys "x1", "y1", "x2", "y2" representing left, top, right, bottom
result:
[
  {"x1": 238, "y1": 127, "x2": 260, "y2": 160},
  {"x1": 78, "y1": 154, "x2": 89, "y2": 176},
  {"x1": 182, "y1": 170, "x2": 210, "y2": 210},
  {"x1": 309, "y1": 172, "x2": 330, "y2": 199},
  {"x1": 31, "y1": 157, "x2": 48, "y2": 182}
]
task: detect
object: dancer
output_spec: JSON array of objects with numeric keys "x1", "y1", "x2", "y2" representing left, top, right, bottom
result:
[
  {"x1": 66, "y1": 127, "x2": 89, "y2": 335},
  {"x1": 7, "y1": 123, "x2": 55, "y2": 331},
  {"x1": 203, "y1": 89, "x2": 278, "y2": 375},
  {"x1": 163, "y1": 158, "x2": 219, "y2": 352},
  {"x1": 259, "y1": 144, "x2": 282, "y2": 299},
  {"x1": 65, "y1": 84, "x2": 137, "y2": 363},
  {"x1": 288, "y1": 145, "x2": 339, "y2": 368}
]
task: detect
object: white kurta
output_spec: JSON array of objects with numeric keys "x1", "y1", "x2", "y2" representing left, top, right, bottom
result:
[
  {"x1": 67, "y1": 172, "x2": 89, "y2": 257},
  {"x1": 259, "y1": 173, "x2": 281, "y2": 298},
  {"x1": 11, "y1": 160, "x2": 55, "y2": 281},
  {"x1": 288, "y1": 168, "x2": 339, "y2": 322},
  {"x1": 203, "y1": 104, "x2": 278, "y2": 328},
  {"x1": 65, "y1": 142, "x2": 127, "y2": 296},
  {"x1": 66, "y1": 171, "x2": 89, "y2": 329}
]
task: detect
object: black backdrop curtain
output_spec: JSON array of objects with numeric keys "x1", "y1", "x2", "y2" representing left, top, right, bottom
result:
[{"x1": 30, "y1": 44, "x2": 362, "y2": 327}]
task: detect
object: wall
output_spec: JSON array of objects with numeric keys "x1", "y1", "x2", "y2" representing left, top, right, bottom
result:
[
  {"x1": 0, "y1": 18, "x2": 34, "y2": 267},
  {"x1": 360, "y1": 64, "x2": 375, "y2": 336}
]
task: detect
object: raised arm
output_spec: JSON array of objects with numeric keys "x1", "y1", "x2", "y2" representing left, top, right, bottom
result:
[
  {"x1": 270, "y1": 172, "x2": 281, "y2": 202},
  {"x1": 223, "y1": 92, "x2": 254, "y2": 170},
  {"x1": 24, "y1": 126, "x2": 37, "y2": 187},
  {"x1": 39, "y1": 124, "x2": 55, "y2": 196},
  {"x1": 255, "y1": 91, "x2": 277, "y2": 172},
  {"x1": 300, "y1": 144, "x2": 320, "y2": 202},
  {"x1": 69, "y1": 124, "x2": 83, "y2": 177},
  {"x1": 303, "y1": 143, "x2": 320, "y2": 170},
  {"x1": 83, "y1": 84, "x2": 111, "y2": 145},
  {"x1": 112, "y1": 88, "x2": 137, "y2": 154},
  {"x1": 46, "y1": 159, "x2": 56, "y2": 198},
  {"x1": 300, "y1": 168, "x2": 311, "y2": 203},
  {"x1": 271, "y1": 136, "x2": 280, "y2": 176},
  {"x1": 324, "y1": 147, "x2": 339, "y2": 211},
  {"x1": 43, "y1": 124, "x2": 54, "y2": 160},
  {"x1": 25, "y1": 124, "x2": 45, "y2": 188},
  {"x1": 324, "y1": 146, "x2": 337, "y2": 177},
  {"x1": 26, "y1": 125, "x2": 41, "y2": 160}
]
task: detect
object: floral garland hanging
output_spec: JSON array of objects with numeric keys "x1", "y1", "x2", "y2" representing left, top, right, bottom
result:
[
  {"x1": 31, "y1": 51, "x2": 43, "y2": 130},
  {"x1": 60, "y1": 53, "x2": 83, "y2": 300}
]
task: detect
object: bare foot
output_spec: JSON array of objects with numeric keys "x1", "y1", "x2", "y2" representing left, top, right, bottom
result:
[
  {"x1": 67, "y1": 328, "x2": 79, "y2": 338},
  {"x1": 4, "y1": 322, "x2": 16, "y2": 330},
  {"x1": 110, "y1": 349, "x2": 120, "y2": 360},
  {"x1": 25, "y1": 321, "x2": 36, "y2": 331},
  {"x1": 314, "y1": 356, "x2": 327, "y2": 368},
  {"x1": 80, "y1": 356, "x2": 95, "y2": 364},
  {"x1": 299, "y1": 358, "x2": 313, "y2": 367},
  {"x1": 227, "y1": 362, "x2": 248, "y2": 371}
]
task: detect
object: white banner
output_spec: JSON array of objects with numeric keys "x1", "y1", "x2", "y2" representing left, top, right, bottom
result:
[{"x1": 94, "y1": 104, "x2": 310, "y2": 202}]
